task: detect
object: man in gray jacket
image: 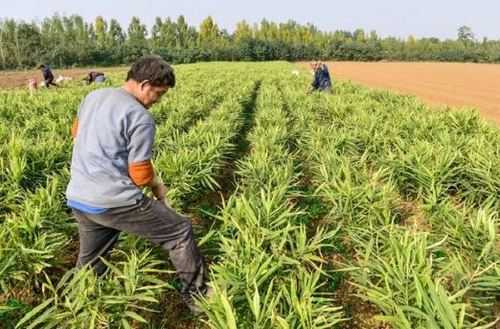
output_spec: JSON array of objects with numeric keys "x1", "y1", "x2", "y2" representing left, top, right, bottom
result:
[{"x1": 66, "y1": 56, "x2": 208, "y2": 313}]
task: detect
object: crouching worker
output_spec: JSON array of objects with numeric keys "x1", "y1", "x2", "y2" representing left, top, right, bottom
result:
[
  {"x1": 66, "y1": 56, "x2": 209, "y2": 313},
  {"x1": 309, "y1": 61, "x2": 332, "y2": 93},
  {"x1": 84, "y1": 71, "x2": 106, "y2": 85},
  {"x1": 27, "y1": 78, "x2": 38, "y2": 95}
]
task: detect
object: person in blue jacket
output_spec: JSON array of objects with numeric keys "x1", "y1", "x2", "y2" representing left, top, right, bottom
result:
[
  {"x1": 309, "y1": 62, "x2": 332, "y2": 93},
  {"x1": 38, "y1": 64, "x2": 58, "y2": 88}
]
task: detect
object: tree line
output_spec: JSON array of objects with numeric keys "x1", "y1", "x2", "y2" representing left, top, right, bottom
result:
[{"x1": 0, "y1": 14, "x2": 499, "y2": 70}]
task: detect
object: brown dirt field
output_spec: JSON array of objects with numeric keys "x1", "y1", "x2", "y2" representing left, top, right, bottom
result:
[
  {"x1": 300, "y1": 61, "x2": 500, "y2": 125},
  {"x1": 0, "y1": 66, "x2": 127, "y2": 89}
]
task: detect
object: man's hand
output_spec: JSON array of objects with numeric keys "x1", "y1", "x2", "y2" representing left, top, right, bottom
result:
[
  {"x1": 152, "y1": 182, "x2": 168, "y2": 201},
  {"x1": 148, "y1": 171, "x2": 167, "y2": 201}
]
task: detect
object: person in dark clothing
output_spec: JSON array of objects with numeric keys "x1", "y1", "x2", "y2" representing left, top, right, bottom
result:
[
  {"x1": 84, "y1": 71, "x2": 106, "y2": 85},
  {"x1": 309, "y1": 62, "x2": 332, "y2": 93},
  {"x1": 38, "y1": 64, "x2": 58, "y2": 88}
]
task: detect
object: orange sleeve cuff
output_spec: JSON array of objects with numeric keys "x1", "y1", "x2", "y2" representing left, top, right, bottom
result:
[
  {"x1": 71, "y1": 119, "x2": 79, "y2": 139},
  {"x1": 129, "y1": 160, "x2": 154, "y2": 186}
]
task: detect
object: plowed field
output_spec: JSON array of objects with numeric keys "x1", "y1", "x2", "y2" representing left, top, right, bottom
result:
[{"x1": 301, "y1": 61, "x2": 500, "y2": 124}]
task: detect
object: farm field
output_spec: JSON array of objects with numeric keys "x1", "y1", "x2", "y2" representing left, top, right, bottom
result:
[
  {"x1": 0, "y1": 61, "x2": 499, "y2": 328},
  {"x1": 4, "y1": 61, "x2": 500, "y2": 125},
  {"x1": 300, "y1": 61, "x2": 500, "y2": 124}
]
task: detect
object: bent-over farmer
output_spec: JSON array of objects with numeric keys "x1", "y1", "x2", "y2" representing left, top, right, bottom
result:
[
  {"x1": 84, "y1": 71, "x2": 106, "y2": 85},
  {"x1": 309, "y1": 61, "x2": 332, "y2": 93},
  {"x1": 66, "y1": 56, "x2": 208, "y2": 313}
]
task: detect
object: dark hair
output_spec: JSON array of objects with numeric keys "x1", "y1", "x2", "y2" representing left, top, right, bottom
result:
[{"x1": 126, "y1": 56, "x2": 175, "y2": 88}]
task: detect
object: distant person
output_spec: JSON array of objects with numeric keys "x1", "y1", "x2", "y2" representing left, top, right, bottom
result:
[
  {"x1": 309, "y1": 61, "x2": 332, "y2": 93},
  {"x1": 84, "y1": 71, "x2": 106, "y2": 85},
  {"x1": 38, "y1": 64, "x2": 58, "y2": 88},
  {"x1": 27, "y1": 78, "x2": 38, "y2": 95}
]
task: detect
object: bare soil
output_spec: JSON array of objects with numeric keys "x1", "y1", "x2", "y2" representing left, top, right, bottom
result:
[{"x1": 300, "y1": 61, "x2": 500, "y2": 124}]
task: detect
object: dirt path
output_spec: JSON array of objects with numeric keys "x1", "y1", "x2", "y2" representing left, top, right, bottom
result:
[{"x1": 300, "y1": 61, "x2": 500, "y2": 125}]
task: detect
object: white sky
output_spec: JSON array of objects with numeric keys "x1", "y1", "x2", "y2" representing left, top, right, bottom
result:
[{"x1": 1, "y1": 0, "x2": 499, "y2": 40}]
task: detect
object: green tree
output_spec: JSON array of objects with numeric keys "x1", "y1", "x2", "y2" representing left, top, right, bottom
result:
[
  {"x1": 128, "y1": 16, "x2": 147, "y2": 43},
  {"x1": 16, "y1": 22, "x2": 42, "y2": 67},
  {"x1": 0, "y1": 19, "x2": 17, "y2": 68},
  {"x1": 95, "y1": 16, "x2": 107, "y2": 48},
  {"x1": 108, "y1": 19, "x2": 125, "y2": 47},
  {"x1": 151, "y1": 17, "x2": 164, "y2": 50},
  {"x1": 2, "y1": 15, "x2": 500, "y2": 69},
  {"x1": 458, "y1": 25, "x2": 475, "y2": 44},
  {"x1": 126, "y1": 16, "x2": 148, "y2": 61},
  {"x1": 353, "y1": 28, "x2": 366, "y2": 42},
  {"x1": 199, "y1": 16, "x2": 220, "y2": 46},
  {"x1": 158, "y1": 18, "x2": 177, "y2": 49},
  {"x1": 176, "y1": 15, "x2": 195, "y2": 48},
  {"x1": 234, "y1": 20, "x2": 253, "y2": 43}
]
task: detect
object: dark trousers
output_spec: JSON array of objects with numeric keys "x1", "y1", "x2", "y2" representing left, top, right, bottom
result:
[
  {"x1": 73, "y1": 196, "x2": 206, "y2": 298},
  {"x1": 44, "y1": 78, "x2": 58, "y2": 88}
]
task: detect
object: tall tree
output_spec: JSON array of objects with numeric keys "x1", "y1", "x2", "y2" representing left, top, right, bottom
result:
[
  {"x1": 16, "y1": 22, "x2": 42, "y2": 67},
  {"x1": 458, "y1": 25, "x2": 475, "y2": 44},
  {"x1": 108, "y1": 19, "x2": 125, "y2": 47},
  {"x1": 234, "y1": 20, "x2": 253, "y2": 42},
  {"x1": 0, "y1": 20, "x2": 17, "y2": 68},
  {"x1": 151, "y1": 17, "x2": 163, "y2": 49},
  {"x1": 126, "y1": 16, "x2": 148, "y2": 61},
  {"x1": 199, "y1": 16, "x2": 220, "y2": 46},
  {"x1": 159, "y1": 18, "x2": 177, "y2": 49},
  {"x1": 353, "y1": 28, "x2": 366, "y2": 42},
  {"x1": 176, "y1": 15, "x2": 192, "y2": 48},
  {"x1": 95, "y1": 16, "x2": 108, "y2": 48}
]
